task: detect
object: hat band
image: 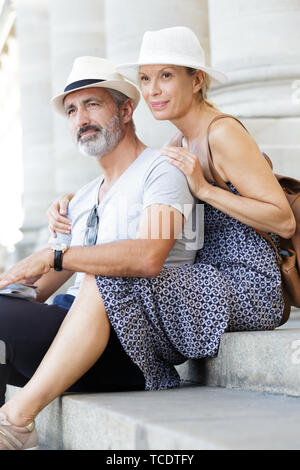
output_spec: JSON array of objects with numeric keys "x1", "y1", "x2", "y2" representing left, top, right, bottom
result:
[
  {"x1": 64, "y1": 79, "x2": 105, "y2": 93},
  {"x1": 138, "y1": 53, "x2": 205, "y2": 67}
]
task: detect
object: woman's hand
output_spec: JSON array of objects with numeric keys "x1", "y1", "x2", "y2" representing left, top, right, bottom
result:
[
  {"x1": 162, "y1": 146, "x2": 210, "y2": 199},
  {"x1": 46, "y1": 193, "x2": 74, "y2": 238}
]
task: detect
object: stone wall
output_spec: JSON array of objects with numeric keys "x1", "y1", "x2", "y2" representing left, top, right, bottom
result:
[{"x1": 208, "y1": 0, "x2": 300, "y2": 178}]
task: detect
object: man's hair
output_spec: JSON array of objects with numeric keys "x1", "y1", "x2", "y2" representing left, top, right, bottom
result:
[
  {"x1": 107, "y1": 88, "x2": 130, "y2": 108},
  {"x1": 106, "y1": 88, "x2": 136, "y2": 132}
]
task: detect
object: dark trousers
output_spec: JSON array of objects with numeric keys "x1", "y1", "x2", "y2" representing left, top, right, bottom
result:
[{"x1": 0, "y1": 294, "x2": 145, "y2": 406}]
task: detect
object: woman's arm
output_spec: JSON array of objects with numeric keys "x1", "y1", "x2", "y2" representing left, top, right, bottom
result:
[
  {"x1": 163, "y1": 119, "x2": 296, "y2": 239},
  {"x1": 34, "y1": 269, "x2": 75, "y2": 303}
]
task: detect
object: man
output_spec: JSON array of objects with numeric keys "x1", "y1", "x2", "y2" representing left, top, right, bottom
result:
[
  {"x1": 0, "y1": 56, "x2": 197, "y2": 291},
  {"x1": 0, "y1": 56, "x2": 197, "y2": 420}
]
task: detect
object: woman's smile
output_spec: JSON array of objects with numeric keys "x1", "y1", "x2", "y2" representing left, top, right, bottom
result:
[{"x1": 150, "y1": 100, "x2": 169, "y2": 110}]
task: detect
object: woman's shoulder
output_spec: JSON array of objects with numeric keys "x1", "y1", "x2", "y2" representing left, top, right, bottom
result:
[
  {"x1": 205, "y1": 114, "x2": 262, "y2": 183},
  {"x1": 207, "y1": 114, "x2": 256, "y2": 162},
  {"x1": 208, "y1": 114, "x2": 249, "y2": 143}
]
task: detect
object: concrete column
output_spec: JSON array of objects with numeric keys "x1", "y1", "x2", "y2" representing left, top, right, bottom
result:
[
  {"x1": 105, "y1": 0, "x2": 209, "y2": 147},
  {"x1": 50, "y1": 0, "x2": 106, "y2": 195},
  {"x1": 0, "y1": 32, "x2": 23, "y2": 253},
  {"x1": 208, "y1": 0, "x2": 300, "y2": 177},
  {"x1": 14, "y1": 0, "x2": 54, "y2": 256}
]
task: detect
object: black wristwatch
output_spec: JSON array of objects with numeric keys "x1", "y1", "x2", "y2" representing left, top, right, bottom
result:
[{"x1": 50, "y1": 243, "x2": 68, "y2": 271}]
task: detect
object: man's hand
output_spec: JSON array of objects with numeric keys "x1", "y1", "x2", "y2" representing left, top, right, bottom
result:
[{"x1": 0, "y1": 248, "x2": 53, "y2": 289}]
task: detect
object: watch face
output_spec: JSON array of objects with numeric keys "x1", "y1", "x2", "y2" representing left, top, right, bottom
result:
[{"x1": 50, "y1": 243, "x2": 67, "y2": 252}]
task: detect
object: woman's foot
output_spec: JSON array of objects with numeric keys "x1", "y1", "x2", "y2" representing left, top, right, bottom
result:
[
  {"x1": 0, "y1": 411, "x2": 39, "y2": 450},
  {"x1": 0, "y1": 395, "x2": 37, "y2": 427}
]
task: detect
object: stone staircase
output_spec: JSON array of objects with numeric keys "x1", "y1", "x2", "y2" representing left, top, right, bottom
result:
[
  {"x1": 6, "y1": 309, "x2": 300, "y2": 450},
  {"x1": 176, "y1": 309, "x2": 300, "y2": 397}
]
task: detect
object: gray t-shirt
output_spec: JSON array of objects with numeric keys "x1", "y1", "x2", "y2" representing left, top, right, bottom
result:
[{"x1": 53, "y1": 147, "x2": 201, "y2": 297}]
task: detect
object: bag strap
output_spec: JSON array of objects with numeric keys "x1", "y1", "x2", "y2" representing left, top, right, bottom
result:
[
  {"x1": 206, "y1": 114, "x2": 282, "y2": 265},
  {"x1": 206, "y1": 114, "x2": 248, "y2": 190}
]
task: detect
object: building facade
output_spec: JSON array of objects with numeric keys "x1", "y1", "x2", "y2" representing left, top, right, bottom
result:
[{"x1": 0, "y1": 0, "x2": 300, "y2": 262}]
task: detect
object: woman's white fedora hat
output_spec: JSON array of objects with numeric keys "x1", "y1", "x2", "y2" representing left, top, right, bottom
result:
[
  {"x1": 51, "y1": 56, "x2": 141, "y2": 115},
  {"x1": 117, "y1": 26, "x2": 228, "y2": 85}
]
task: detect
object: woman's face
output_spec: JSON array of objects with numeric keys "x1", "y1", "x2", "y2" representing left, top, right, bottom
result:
[{"x1": 139, "y1": 64, "x2": 199, "y2": 121}]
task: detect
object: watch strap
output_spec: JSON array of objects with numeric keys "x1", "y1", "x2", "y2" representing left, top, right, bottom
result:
[{"x1": 53, "y1": 250, "x2": 63, "y2": 271}]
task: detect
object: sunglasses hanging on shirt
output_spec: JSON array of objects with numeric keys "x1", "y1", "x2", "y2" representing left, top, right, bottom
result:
[{"x1": 84, "y1": 204, "x2": 99, "y2": 246}]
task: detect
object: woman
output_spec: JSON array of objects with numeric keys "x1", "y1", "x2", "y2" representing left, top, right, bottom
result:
[{"x1": 0, "y1": 26, "x2": 295, "y2": 449}]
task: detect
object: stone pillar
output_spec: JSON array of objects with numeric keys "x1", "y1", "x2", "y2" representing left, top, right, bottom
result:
[
  {"x1": 14, "y1": 0, "x2": 54, "y2": 257},
  {"x1": 50, "y1": 0, "x2": 106, "y2": 195},
  {"x1": 0, "y1": 245, "x2": 7, "y2": 272},
  {"x1": 0, "y1": 3, "x2": 23, "y2": 257},
  {"x1": 208, "y1": 0, "x2": 300, "y2": 177},
  {"x1": 105, "y1": 0, "x2": 209, "y2": 147}
]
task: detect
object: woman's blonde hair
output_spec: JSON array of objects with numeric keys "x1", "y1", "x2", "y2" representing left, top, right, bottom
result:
[{"x1": 186, "y1": 67, "x2": 218, "y2": 110}]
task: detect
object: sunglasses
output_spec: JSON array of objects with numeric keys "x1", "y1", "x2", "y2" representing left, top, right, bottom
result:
[{"x1": 84, "y1": 204, "x2": 99, "y2": 246}]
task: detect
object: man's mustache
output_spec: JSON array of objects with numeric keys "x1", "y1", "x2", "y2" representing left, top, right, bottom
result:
[{"x1": 77, "y1": 125, "x2": 103, "y2": 141}]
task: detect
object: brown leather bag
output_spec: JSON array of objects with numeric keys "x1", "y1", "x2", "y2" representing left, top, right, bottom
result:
[{"x1": 205, "y1": 114, "x2": 300, "y2": 326}]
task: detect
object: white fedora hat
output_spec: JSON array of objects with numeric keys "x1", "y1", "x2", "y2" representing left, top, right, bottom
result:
[
  {"x1": 116, "y1": 26, "x2": 228, "y2": 85},
  {"x1": 51, "y1": 56, "x2": 141, "y2": 115}
]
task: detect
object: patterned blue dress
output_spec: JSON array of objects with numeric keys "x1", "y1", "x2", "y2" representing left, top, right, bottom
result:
[{"x1": 95, "y1": 183, "x2": 284, "y2": 391}]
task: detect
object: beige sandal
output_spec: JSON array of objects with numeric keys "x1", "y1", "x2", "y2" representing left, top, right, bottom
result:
[{"x1": 0, "y1": 412, "x2": 39, "y2": 450}]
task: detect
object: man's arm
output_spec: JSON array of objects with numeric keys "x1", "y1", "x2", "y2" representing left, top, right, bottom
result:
[
  {"x1": 0, "y1": 204, "x2": 184, "y2": 288},
  {"x1": 0, "y1": 157, "x2": 194, "y2": 287},
  {"x1": 61, "y1": 203, "x2": 184, "y2": 277}
]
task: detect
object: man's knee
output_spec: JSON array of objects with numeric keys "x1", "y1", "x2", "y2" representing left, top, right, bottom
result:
[
  {"x1": 82, "y1": 274, "x2": 101, "y2": 292},
  {"x1": 76, "y1": 274, "x2": 105, "y2": 306}
]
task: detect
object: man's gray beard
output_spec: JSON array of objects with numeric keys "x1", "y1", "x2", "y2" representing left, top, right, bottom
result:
[{"x1": 77, "y1": 114, "x2": 123, "y2": 160}]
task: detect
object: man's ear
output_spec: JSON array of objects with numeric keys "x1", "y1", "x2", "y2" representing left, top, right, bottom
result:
[{"x1": 121, "y1": 99, "x2": 134, "y2": 124}]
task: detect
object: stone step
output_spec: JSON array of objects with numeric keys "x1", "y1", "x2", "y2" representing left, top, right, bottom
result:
[
  {"x1": 6, "y1": 384, "x2": 300, "y2": 450},
  {"x1": 6, "y1": 310, "x2": 300, "y2": 450},
  {"x1": 176, "y1": 309, "x2": 300, "y2": 397}
]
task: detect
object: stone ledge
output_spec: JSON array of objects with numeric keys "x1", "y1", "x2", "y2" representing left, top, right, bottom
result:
[
  {"x1": 6, "y1": 384, "x2": 300, "y2": 450},
  {"x1": 176, "y1": 316, "x2": 300, "y2": 397},
  {"x1": 6, "y1": 312, "x2": 300, "y2": 449}
]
